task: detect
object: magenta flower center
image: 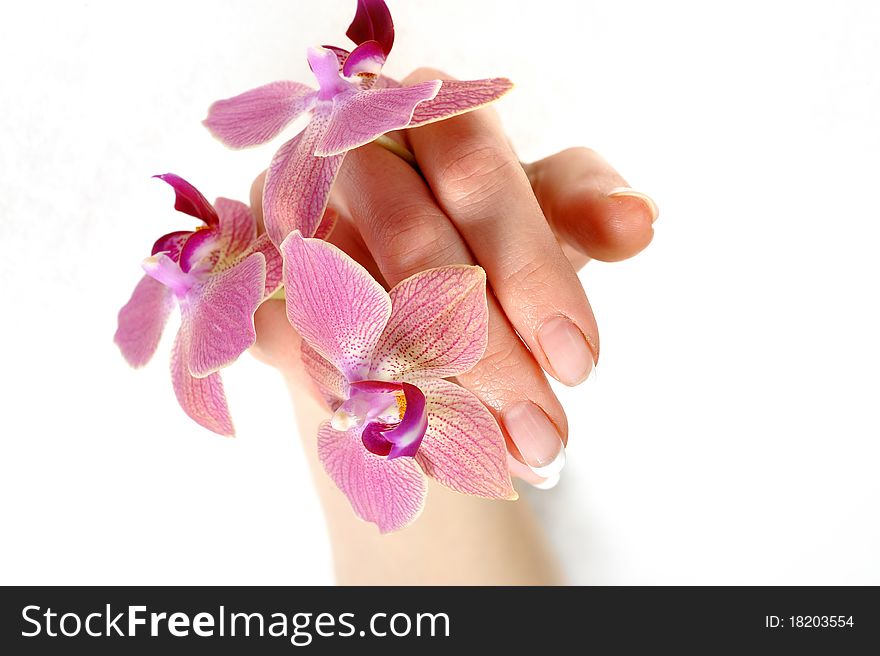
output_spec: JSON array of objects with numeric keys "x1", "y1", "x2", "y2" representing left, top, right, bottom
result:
[{"x1": 331, "y1": 380, "x2": 428, "y2": 459}]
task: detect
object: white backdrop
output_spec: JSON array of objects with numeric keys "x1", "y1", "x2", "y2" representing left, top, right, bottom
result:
[{"x1": 1, "y1": 0, "x2": 878, "y2": 584}]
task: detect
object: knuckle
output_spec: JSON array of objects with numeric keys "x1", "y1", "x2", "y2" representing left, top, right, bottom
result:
[
  {"x1": 438, "y1": 141, "x2": 519, "y2": 210},
  {"x1": 375, "y1": 204, "x2": 459, "y2": 277}
]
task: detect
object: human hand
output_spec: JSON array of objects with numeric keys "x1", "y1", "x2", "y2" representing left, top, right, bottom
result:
[{"x1": 251, "y1": 67, "x2": 658, "y2": 487}]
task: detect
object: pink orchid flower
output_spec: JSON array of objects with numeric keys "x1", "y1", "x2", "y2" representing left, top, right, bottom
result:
[
  {"x1": 203, "y1": 0, "x2": 513, "y2": 245},
  {"x1": 282, "y1": 231, "x2": 516, "y2": 532},
  {"x1": 114, "y1": 174, "x2": 282, "y2": 435}
]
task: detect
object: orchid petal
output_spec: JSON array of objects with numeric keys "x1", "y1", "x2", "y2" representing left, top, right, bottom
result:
[
  {"x1": 214, "y1": 197, "x2": 257, "y2": 264},
  {"x1": 313, "y1": 207, "x2": 339, "y2": 241},
  {"x1": 407, "y1": 78, "x2": 514, "y2": 128},
  {"x1": 151, "y1": 230, "x2": 191, "y2": 262},
  {"x1": 346, "y1": 0, "x2": 395, "y2": 56},
  {"x1": 183, "y1": 252, "x2": 266, "y2": 378},
  {"x1": 237, "y1": 233, "x2": 283, "y2": 298},
  {"x1": 171, "y1": 330, "x2": 234, "y2": 436},
  {"x1": 263, "y1": 112, "x2": 345, "y2": 243},
  {"x1": 318, "y1": 421, "x2": 426, "y2": 533},
  {"x1": 314, "y1": 81, "x2": 441, "y2": 156},
  {"x1": 342, "y1": 40, "x2": 385, "y2": 78},
  {"x1": 301, "y1": 342, "x2": 348, "y2": 408},
  {"x1": 282, "y1": 231, "x2": 390, "y2": 380},
  {"x1": 370, "y1": 265, "x2": 488, "y2": 380},
  {"x1": 415, "y1": 377, "x2": 516, "y2": 500},
  {"x1": 115, "y1": 275, "x2": 174, "y2": 368},
  {"x1": 203, "y1": 81, "x2": 317, "y2": 149},
  {"x1": 153, "y1": 174, "x2": 219, "y2": 226},
  {"x1": 179, "y1": 228, "x2": 219, "y2": 273}
]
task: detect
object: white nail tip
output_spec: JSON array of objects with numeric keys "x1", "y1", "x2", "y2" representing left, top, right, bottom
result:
[
  {"x1": 532, "y1": 473, "x2": 561, "y2": 490},
  {"x1": 529, "y1": 448, "x2": 566, "y2": 479}
]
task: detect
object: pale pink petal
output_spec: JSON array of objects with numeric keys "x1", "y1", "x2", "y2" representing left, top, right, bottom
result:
[
  {"x1": 407, "y1": 78, "x2": 514, "y2": 128},
  {"x1": 415, "y1": 377, "x2": 516, "y2": 500},
  {"x1": 183, "y1": 252, "x2": 266, "y2": 378},
  {"x1": 314, "y1": 81, "x2": 441, "y2": 156},
  {"x1": 346, "y1": 0, "x2": 395, "y2": 56},
  {"x1": 115, "y1": 275, "x2": 174, "y2": 368},
  {"x1": 313, "y1": 207, "x2": 339, "y2": 241},
  {"x1": 153, "y1": 174, "x2": 218, "y2": 226},
  {"x1": 281, "y1": 231, "x2": 390, "y2": 380},
  {"x1": 203, "y1": 81, "x2": 316, "y2": 149},
  {"x1": 301, "y1": 342, "x2": 347, "y2": 408},
  {"x1": 263, "y1": 111, "x2": 345, "y2": 243},
  {"x1": 318, "y1": 421, "x2": 426, "y2": 533},
  {"x1": 171, "y1": 330, "x2": 234, "y2": 436},
  {"x1": 237, "y1": 233, "x2": 282, "y2": 298},
  {"x1": 370, "y1": 265, "x2": 488, "y2": 380},
  {"x1": 214, "y1": 197, "x2": 257, "y2": 263}
]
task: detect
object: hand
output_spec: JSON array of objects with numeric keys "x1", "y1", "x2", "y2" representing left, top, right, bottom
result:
[{"x1": 250, "y1": 67, "x2": 657, "y2": 486}]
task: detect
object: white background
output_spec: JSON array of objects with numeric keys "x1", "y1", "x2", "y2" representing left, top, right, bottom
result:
[{"x1": 1, "y1": 0, "x2": 878, "y2": 584}]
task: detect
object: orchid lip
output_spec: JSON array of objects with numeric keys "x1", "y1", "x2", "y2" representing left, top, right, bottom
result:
[{"x1": 330, "y1": 380, "x2": 428, "y2": 459}]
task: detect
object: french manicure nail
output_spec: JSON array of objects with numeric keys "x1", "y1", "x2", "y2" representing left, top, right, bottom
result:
[
  {"x1": 608, "y1": 186, "x2": 659, "y2": 223},
  {"x1": 537, "y1": 316, "x2": 595, "y2": 386},
  {"x1": 532, "y1": 473, "x2": 561, "y2": 490},
  {"x1": 503, "y1": 401, "x2": 566, "y2": 478}
]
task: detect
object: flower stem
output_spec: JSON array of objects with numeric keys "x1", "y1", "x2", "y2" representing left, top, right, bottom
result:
[{"x1": 375, "y1": 135, "x2": 418, "y2": 169}]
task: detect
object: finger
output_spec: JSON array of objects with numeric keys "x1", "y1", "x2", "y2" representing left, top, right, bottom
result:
[
  {"x1": 403, "y1": 68, "x2": 599, "y2": 385},
  {"x1": 524, "y1": 147, "x2": 658, "y2": 267},
  {"x1": 333, "y1": 142, "x2": 569, "y2": 481}
]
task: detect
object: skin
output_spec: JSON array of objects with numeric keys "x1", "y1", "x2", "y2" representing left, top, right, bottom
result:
[{"x1": 250, "y1": 69, "x2": 656, "y2": 584}]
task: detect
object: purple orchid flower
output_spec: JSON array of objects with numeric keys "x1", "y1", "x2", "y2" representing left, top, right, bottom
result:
[
  {"x1": 281, "y1": 231, "x2": 516, "y2": 532},
  {"x1": 203, "y1": 0, "x2": 514, "y2": 246},
  {"x1": 114, "y1": 174, "x2": 283, "y2": 435}
]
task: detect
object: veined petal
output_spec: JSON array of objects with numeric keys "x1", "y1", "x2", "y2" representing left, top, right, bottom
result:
[
  {"x1": 263, "y1": 111, "x2": 345, "y2": 244},
  {"x1": 282, "y1": 231, "x2": 391, "y2": 380},
  {"x1": 153, "y1": 174, "x2": 219, "y2": 226},
  {"x1": 370, "y1": 265, "x2": 488, "y2": 380},
  {"x1": 301, "y1": 341, "x2": 348, "y2": 408},
  {"x1": 203, "y1": 81, "x2": 317, "y2": 149},
  {"x1": 313, "y1": 207, "x2": 339, "y2": 241},
  {"x1": 416, "y1": 377, "x2": 516, "y2": 500},
  {"x1": 115, "y1": 275, "x2": 174, "y2": 368},
  {"x1": 237, "y1": 233, "x2": 283, "y2": 298},
  {"x1": 314, "y1": 81, "x2": 441, "y2": 156},
  {"x1": 214, "y1": 197, "x2": 257, "y2": 264},
  {"x1": 346, "y1": 0, "x2": 395, "y2": 56},
  {"x1": 171, "y1": 330, "x2": 234, "y2": 436},
  {"x1": 407, "y1": 78, "x2": 514, "y2": 128},
  {"x1": 184, "y1": 252, "x2": 266, "y2": 378},
  {"x1": 318, "y1": 421, "x2": 426, "y2": 533},
  {"x1": 342, "y1": 40, "x2": 385, "y2": 78},
  {"x1": 323, "y1": 45, "x2": 350, "y2": 71}
]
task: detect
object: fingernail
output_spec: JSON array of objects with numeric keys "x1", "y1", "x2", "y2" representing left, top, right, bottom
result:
[
  {"x1": 608, "y1": 187, "x2": 659, "y2": 223},
  {"x1": 537, "y1": 316, "x2": 595, "y2": 386},
  {"x1": 503, "y1": 401, "x2": 566, "y2": 478},
  {"x1": 532, "y1": 473, "x2": 561, "y2": 490}
]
